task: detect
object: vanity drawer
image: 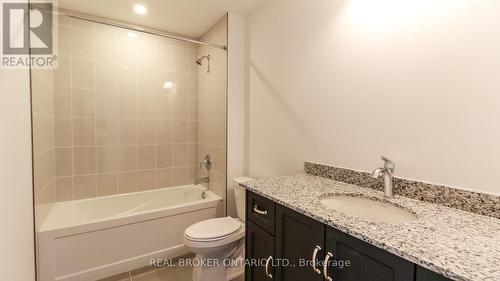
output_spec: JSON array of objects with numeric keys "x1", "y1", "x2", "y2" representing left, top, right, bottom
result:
[{"x1": 247, "y1": 191, "x2": 276, "y2": 234}]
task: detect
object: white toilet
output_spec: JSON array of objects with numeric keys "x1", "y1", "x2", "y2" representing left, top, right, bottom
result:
[{"x1": 183, "y1": 177, "x2": 253, "y2": 281}]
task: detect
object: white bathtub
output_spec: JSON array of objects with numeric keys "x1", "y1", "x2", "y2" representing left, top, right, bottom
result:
[{"x1": 37, "y1": 185, "x2": 222, "y2": 281}]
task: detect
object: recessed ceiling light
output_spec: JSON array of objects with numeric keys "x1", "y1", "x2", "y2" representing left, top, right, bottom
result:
[
  {"x1": 133, "y1": 4, "x2": 147, "y2": 15},
  {"x1": 128, "y1": 32, "x2": 137, "y2": 38}
]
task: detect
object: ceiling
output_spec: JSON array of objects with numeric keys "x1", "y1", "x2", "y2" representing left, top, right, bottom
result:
[{"x1": 59, "y1": 0, "x2": 265, "y2": 38}]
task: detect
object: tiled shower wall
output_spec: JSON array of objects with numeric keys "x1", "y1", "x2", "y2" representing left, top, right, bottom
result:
[
  {"x1": 34, "y1": 16, "x2": 201, "y2": 204},
  {"x1": 197, "y1": 16, "x2": 228, "y2": 215},
  {"x1": 32, "y1": 69, "x2": 56, "y2": 205},
  {"x1": 32, "y1": 15, "x2": 228, "y2": 210}
]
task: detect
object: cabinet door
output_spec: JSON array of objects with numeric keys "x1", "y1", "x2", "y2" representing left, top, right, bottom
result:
[
  {"x1": 275, "y1": 205, "x2": 325, "y2": 281},
  {"x1": 246, "y1": 221, "x2": 275, "y2": 281},
  {"x1": 325, "y1": 228, "x2": 415, "y2": 281},
  {"x1": 416, "y1": 266, "x2": 453, "y2": 281}
]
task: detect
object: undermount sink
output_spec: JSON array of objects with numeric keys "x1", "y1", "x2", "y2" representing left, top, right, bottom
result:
[{"x1": 320, "y1": 194, "x2": 418, "y2": 224}]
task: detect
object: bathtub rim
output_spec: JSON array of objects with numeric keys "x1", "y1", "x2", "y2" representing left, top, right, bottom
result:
[{"x1": 37, "y1": 185, "x2": 222, "y2": 237}]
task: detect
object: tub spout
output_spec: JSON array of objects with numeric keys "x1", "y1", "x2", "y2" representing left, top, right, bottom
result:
[{"x1": 194, "y1": 176, "x2": 210, "y2": 185}]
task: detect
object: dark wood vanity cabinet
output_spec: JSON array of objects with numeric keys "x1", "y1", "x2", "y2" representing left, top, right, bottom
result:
[
  {"x1": 275, "y1": 205, "x2": 325, "y2": 281},
  {"x1": 326, "y1": 228, "x2": 414, "y2": 281},
  {"x1": 246, "y1": 221, "x2": 275, "y2": 281},
  {"x1": 246, "y1": 190, "x2": 453, "y2": 281}
]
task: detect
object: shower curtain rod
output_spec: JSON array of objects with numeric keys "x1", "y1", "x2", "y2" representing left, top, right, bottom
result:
[{"x1": 53, "y1": 8, "x2": 228, "y2": 50}]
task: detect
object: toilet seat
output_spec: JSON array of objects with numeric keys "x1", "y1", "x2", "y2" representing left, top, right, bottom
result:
[
  {"x1": 185, "y1": 217, "x2": 242, "y2": 241},
  {"x1": 183, "y1": 217, "x2": 245, "y2": 249}
]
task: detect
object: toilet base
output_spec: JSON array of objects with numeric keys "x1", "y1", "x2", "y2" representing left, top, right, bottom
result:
[
  {"x1": 191, "y1": 242, "x2": 245, "y2": 281},
  {"x1": 191, "y1": 251, "x2": 233, "y2": 281}
]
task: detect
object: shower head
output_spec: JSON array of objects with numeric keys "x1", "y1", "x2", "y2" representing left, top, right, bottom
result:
[{"x1": 195, "y1": 55, "x2": 210, "y2": 73}]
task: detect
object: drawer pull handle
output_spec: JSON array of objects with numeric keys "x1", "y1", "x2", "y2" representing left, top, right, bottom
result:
[
  {"x1": 265, "y1": 256, "x2": 273, "y2": 279},
  {"x1": 323, "y1": 252, "x2": 334, "y2": 281},
  {"x1": 253, "y1": 205, "x2": 268, "y2": 215},
  {"x1": 312, "y1": 245, "x2": 322, "y2": 274}
]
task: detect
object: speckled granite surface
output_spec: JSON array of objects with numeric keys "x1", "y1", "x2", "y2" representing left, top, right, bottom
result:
[
  {"x1": 242, "y1": 174, "x2": 500, "y2": 281},
  {"x1": 305, "y1": 162, "x2": 500, "y2": 219}
]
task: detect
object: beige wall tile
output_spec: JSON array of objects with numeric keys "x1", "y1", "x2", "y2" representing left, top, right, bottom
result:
[
  {"x1": 117, "y1": 66, "x2": 136, "y2": 93},
  {"x1": 96, "y1": 62, "x2": 117, "y2": 91},
  {"x1": 157, "y1": 145, "x2": 173, "y2": 168},
  {"x1": 189, "y1": 166, "x2": 199, "y2": 182},
  {"x1": 96, "y1": 118, "x2": 118, "y2": 145},
  {"x1": 58, "y1": 24, "x2": 71, "y2": 57},
  {"x1": 137, "y1": 119, "x2": 157, "y2": 145},
  {"x1": 118, "y1": 94, "x2": 136, "y2": 118},
  {"x1": 32, "y1": 114, "x2": 53, "y2": 154},
  {"x1": 138, "y1": 170, "x2": 157, "y2": 190},
  {"x1": 188, "y1": 144, "x2": 198, "y2": 166},
  {"x1": 54, "y1": 117, "x2": 72, "y2": 146},
  {"x1": 157, "y1": 120, "x2": 173, "y2": 144},
  {"x1": 214, "y1": 119, "x2": 226, "y2": 147},
  {"x1": 74, "y1": 175, "x2": 97, "y2": 199},
  {"x1": 55, "y1": 148, "x2": 72, "y2": 177},
  {"x1": 31, "y1": 73, "x2": 53, "y2": 115},
  {"x1": 56, "y1": 177, "x2": 73, "y2": 201},
  {"x1": 188, "y1": 121, "x2": 198, "y2": 144},
  {"x1": 72, "y1": 88, "x2": 95, "y2": 117},
  {"x1": 72, "y1": 59, "x2": 95, "y2": 88},
  {"x1": 97, "y1": 174, "x2": 118, "y2": 196},
  {"x1": 94, "y1": 25, "x2": 117, "y2": 61},
  {"x1": 34, "y1": 150, "x2": 55, "y2": 195},
  {"x1": 173, "y1": 144, "x2": 188, "y2": 167},
  {"x1": 173, "y1": 97, "x2": 189, "y2": 120},
  {"x1": 157, "y1": 95, "x2": 173, "y2": 119},
  {"x1": 33, "y1": 18, "x2": 230, "y2": 204},
  {"x1": 72, "y1": 118, "x2": 95, "y2": 146},
  {"x1": 189, "y1": 97, "x2": 198, "y2": 120},
  {"x1": 118, "y1": 172, "x2": 138, "y2": 193},
  {"x1": 173, "y1": 73, "x2": 190, "y2": 97},
  {"x1": 36, "y1": 181, "x2": 56, "y2": 205},
  {"x1": 173, "y1": 167, "x2": 189, "y2": 186},
  {"x1": 54, "y1": 57, "x2": 71, "y2": 87},
  {"x1": 137, "y1": 70, "x2": 163, "y2": 95},
  {"x1": 54, "y1": 87, "x2": 71, "y2": 117},
  {"x1": 138, "y1": 145, "x2": 156, "y2": 170},
  {"x1": 137, "y1": 95, "x2": 158, "y2": 119},
  {"x1": 71, "y1": 26, "x2": 93, "y2": 59},
  {"x1": 96, "y1": 146, "x2": 118, "y2": 173},
  {"x1": 73, "y1": 147, "x2": 96, "y2": 175},
  {"x1": 95, "y1": 91, "x2": 117, "y2": 118},
  {"x1": 157, "y1": 168, "x2": 173, "y2": 188},
  {"x1": 118, "y1": 119, "x2": 137, "y2": 145},
  {"x1": 118, "y1": 145, "x2": 137, "y2": 172},
  {"x1": 173, "y1": 121, "x2": 188, "y2": 144}
]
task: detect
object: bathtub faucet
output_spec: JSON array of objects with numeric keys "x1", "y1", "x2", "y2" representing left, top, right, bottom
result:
[
  {"x1": 194, "y1": 176, "x2": 210, "y2": 185},
  {"x1": 195, "y1": 154, "x2": 212, "y2": 185}
]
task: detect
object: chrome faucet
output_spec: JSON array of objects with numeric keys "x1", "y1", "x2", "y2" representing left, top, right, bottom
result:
[
  {"x1": 194, "y1": 154, "x2": 212, "y2": 185},
  {"x1": 194, "y1": 177, "x2": 210, "y2": 185},
  {"x1": 371, "y1": 157, "x2": 395, "y2": 198}
]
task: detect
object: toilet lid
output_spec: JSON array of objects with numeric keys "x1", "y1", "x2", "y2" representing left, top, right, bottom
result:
[{"x1": 185, "y1": 217, "x2": 242, "y2": 241}]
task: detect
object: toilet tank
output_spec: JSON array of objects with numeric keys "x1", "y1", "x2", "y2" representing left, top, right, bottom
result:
[{"x1": 233, "y1": 177, "x2": 254, "y2": 222}]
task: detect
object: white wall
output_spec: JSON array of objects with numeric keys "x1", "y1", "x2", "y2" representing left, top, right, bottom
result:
[
  {"x1": 245, "y1": 0, "x2": 500, "y2": 195},
  {"x1": 0, "y1": 68, "x2": 36, "y2": 280},
  {"x1": 227, "y1": 13, "x2": 246, "y2": 216}
]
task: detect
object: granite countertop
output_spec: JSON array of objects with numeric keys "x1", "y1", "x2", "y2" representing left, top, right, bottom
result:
[{"x1": 242, "y1": 174, "x2": 500, "y2": 281}]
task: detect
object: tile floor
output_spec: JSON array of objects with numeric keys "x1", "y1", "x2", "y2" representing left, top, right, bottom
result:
[{"x1": 100, "y1": 265, "x2": 193, "y2": 281}]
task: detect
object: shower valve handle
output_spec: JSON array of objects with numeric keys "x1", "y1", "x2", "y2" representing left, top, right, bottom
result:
[{"x1": 200, "y1": 154, "x2": 213, "y2": 170}]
